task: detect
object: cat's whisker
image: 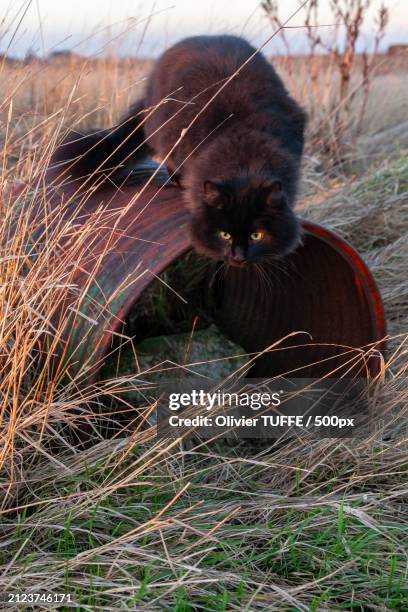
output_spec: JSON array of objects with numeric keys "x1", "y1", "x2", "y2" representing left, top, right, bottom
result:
[
  {"x1": 262, "y1": 265, "x2": 276, "y2": 299},
  {"x1": 256, "y1": 264, "x2": 269, "y2": 299},
  {"x1": 263, "y1": 261, "x2": 285, "y2": 296},
  {"x1": 260, "y1": 254, "x2": 295, "y2": 285},
  {"x1": 221, "y1": 262, "x2": 229, "y2": 281},
  {"x1": 253, "y1": 264, "x2": 264, "y2": 296},
  {"x1": 208, "y1": 262, "x2": 226, "y2": 289},
  {"x1": 254, "y1": 263, "x2": 274, "y2": 300},
  {"x1": 274, "y1": 257, "x2": 307, "y2": 290}
]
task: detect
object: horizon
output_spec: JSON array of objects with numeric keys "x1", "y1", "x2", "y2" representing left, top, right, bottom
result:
[{"x1": 0, "y1": 0, "x2": 407, "y2": 59}]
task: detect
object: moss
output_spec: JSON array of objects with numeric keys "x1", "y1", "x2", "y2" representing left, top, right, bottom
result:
[
  {"x1": 99, "y1": 249, "x2": 248, "y2": 420},
  {"x1": 128, "y1": 250, "x2": 214, "y2": 340}
]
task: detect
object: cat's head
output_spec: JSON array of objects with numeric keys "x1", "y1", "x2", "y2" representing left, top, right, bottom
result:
[{"x1": 189, "y1": 177, "x2": 301, "y2": 266}]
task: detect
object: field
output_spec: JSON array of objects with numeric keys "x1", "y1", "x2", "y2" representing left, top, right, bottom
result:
[{"x1": 0, "y1": 47, "x2": 407, "y2": 611}]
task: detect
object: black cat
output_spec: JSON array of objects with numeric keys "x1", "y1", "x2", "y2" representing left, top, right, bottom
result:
[{"x1": 52, "y1": 35, "x2": 307, "y2": 265}]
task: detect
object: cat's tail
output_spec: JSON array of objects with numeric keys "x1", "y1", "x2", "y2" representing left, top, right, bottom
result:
[{"x1": 50, "y1": 100, "x2": 152, "y2": 186}]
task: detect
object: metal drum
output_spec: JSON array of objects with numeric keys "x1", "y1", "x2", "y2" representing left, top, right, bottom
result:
[{"x1": 23, "y1": 165, "x2": 386, "y2": 382}]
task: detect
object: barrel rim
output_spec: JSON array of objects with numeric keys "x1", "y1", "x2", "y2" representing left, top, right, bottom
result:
[{"x1": 92, "y1": 219, "x2": 386, "y2": 383}]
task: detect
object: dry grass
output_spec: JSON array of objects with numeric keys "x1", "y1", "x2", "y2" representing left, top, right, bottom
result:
[{"x1": 0, "y1": 47, "x2": 407, "y2": 610}]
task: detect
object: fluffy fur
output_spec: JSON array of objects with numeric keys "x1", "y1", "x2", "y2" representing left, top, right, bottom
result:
[{"x1": 52, "y1": 35, "x2": 307, "y2": 264}]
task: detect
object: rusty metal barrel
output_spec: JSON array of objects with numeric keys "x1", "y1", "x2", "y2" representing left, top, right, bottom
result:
[{"x1": 28, "y1": 165, "x2": 386, "y2": 382}]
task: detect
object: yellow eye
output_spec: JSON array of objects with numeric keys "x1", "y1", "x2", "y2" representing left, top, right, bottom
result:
[
  {"x1": 219, "y1": 231, "x2": 232, "y2": 241},
  {"x1": 250, "y1": 231, "x2": 264, "y2": 241}
]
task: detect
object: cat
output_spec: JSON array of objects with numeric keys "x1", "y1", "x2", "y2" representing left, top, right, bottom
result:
[{"x1": 52, "y1": 35, "x2": 307, "y2": 265}]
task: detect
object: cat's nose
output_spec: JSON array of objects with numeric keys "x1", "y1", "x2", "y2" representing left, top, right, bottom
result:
[{"x1": 229, "y1": 248, "x2": 247, "y2": 266}]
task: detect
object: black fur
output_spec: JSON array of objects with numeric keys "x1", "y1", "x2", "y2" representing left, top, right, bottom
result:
[
  {"x1": 52, "y1": 35, "x2": 307, "y2": 262},
  {"x1": 52, "y1": 99, "x2": 151, "y2": 184}
]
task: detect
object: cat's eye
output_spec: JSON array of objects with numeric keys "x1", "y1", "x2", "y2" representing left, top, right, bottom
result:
[
  {"x1": 250, "y1": 231, "x2": 265, "y2": 241},
  {"x1": 219, "y1": 231, "x2": 232, "y2": 241}
]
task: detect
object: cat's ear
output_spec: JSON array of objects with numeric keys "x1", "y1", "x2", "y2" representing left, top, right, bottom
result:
[
  {"x1": 203, "y1": 180, "x2": 223, "y2": 208},
  {"x1": 264, "y1": 179, "x2": 283, "y2": 206}
]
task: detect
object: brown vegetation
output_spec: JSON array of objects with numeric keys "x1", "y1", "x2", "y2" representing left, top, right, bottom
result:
[{"x1": 0, "y1": 5, "x2": 407, "y2": 607}]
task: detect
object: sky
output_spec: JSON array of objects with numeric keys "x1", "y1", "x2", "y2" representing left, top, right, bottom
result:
[{"x1": 0, "y1": 0, "x2": 407, "y2": 58}]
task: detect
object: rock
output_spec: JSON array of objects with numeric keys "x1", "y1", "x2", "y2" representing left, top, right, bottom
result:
[
  {"x1": 100, "y1": 324, "x2": 249, "y2": 424},
  {"x1": 136, "y1": 324, "x2": 248, "y2": 379}
]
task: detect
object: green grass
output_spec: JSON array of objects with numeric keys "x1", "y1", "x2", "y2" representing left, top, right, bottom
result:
[
  {"x1": 1, "y1": 432, "x2": 407, "y2": 610},
  {"x1": 1, "y1": 52, "x2": 407, "y2": 610}
]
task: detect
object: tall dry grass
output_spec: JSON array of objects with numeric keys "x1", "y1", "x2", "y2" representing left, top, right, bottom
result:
[{"x1": 0, "y1": 36, "x2": 407, "y2": 610}]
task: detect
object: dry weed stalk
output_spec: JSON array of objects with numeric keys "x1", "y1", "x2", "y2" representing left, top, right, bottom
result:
[
  {"x1": 0, "y1": 6, "x2": 406, "y2": 607},
  {"x1": 261, "y1": 0, "x2": 389, "y2": 168}
]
